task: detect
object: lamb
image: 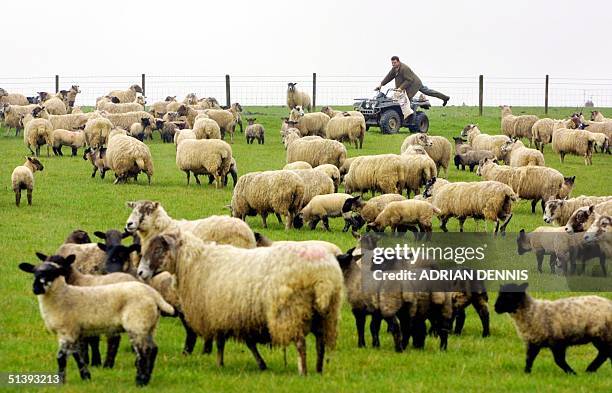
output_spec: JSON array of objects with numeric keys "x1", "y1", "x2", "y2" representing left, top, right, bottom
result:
[
  {"x1": 199, "y1": 108, "x2": 236, "y2": 143},
  {"x1": 477, "y1": 158, "x2": 575, "y2": 213},
  {"x1": 176, "y1": 105, "x2": 208, "y2": 129},
  {"x1": 367, "y1": 200, "x2": 441, "y2": 235},
  {"x1": 289, "y1": 106, "x2": 330, "y2": 137},
  {"x1": 454, "y1": 150, "x2": 496, "y2": 171},
  {"x1": 320, "y1": 106, "x2": 364, "y2": 119},
  {"x1": 449, "y1": 276, "x2": 490, "y2": 338},
  {"x1": 314, "y1": 164, "x2": 341, "y2": 192},
  {"x1": 499, "y1": 139, "x2": 545, "y2": 167},
  {"x1": 293, "y1": 193, "x2": 354, "y2": 230},
  {"x1": 176, "y1": 139, "x2": 233, "y2": 188},
  {"x1": 543, "y1": 196, "x2": 612, "y2": 226},
  {"x1": 0, "y1": 89, "x2": 28, "y2": 105},
  {"x1": 589, "y1": 132, "x2": 610, "y2": 154},
  {"x1": 460, "y1": 124, "x2": 511, "y2": 158},
  {"x1": 516, "y1": 227, "x2": 567, "y2": 273},
  {"x1": 51, "y1": 129, "x2": 85, "y2": 156},
  {"x1": 286, "y1": 136, "x2": 347, "y2": 167},
  {"x1": 105, "y1": 134, "x2": 154, "y2": 184},
  {"x1": 564, "y1": 200, "x2": 612, "y2": 234},
  {"x1": 106, "y1": 84, "x2": 143, "y2": 103},
  {"x1": 83, "y1": 117, "x2": 114, "y2": 148},
  {"x1": 341, "y1": 194, "x2": 406, "y2": 232},
  {"x1": 584, "y1": 215, "x2": 612, "y2": 263},
  {"x1": 551, "y1": 127, "x2": 596, "y2": 165},
  {"x1": 129, "y1": 119, "x2": 149, "y2": 141},
  {"x1": 137, "y1": 229, "x2": 343, "y2": 375},
  {"x1": 19, "y1": 256, "x2": 173, "y2": 386},
  {"x1": 531, "y1": 118, "x2": 573, "y2": 152},
  {"x1": 193, "y1": 117, "x2": 221, "y2": 140},
  {"x1": 24, "y1": 117, "x2": 53, "y2": 156},
  {"x1": 325, "y1": 114, "x2": 365, "y2": 149},
  {"x1": 11, "y1": 156, "x2": 44, "y2": 206},
  {"x1": 82, "y1": 147, "x2": 109, "y2": 179},
  {"x1": 453, "y1": 137, "x2": 472, "y2": 155},
  {"x1": 423, "y1": 177, "x2": 517, "y2": 234},
  {"x1": 286, "y1": 82, "x2": 312, "y2": 111},
  {"x1": 284, "y1": 161, "x2": 312, "y2": 170},
  {"x1": 230, "y1": 170, "x2": 305, "y2": 229},
  {"x1": 494, "y1": 283, "x2": 612, "y2": 375},
  {"x1": 245, "y1": 118, "x2": 265, "y2": 144}
]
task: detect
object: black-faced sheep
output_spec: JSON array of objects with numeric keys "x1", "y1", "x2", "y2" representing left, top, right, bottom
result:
[{"x1": 454, "y1": 150, "x2": 496, "y2": 171}]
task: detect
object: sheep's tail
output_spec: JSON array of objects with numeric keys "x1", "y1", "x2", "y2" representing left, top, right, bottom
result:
[
  {"x1": 135, "y1": 158, "x2": 145, "y2": 170},
  {"x1": 432, "y1": 206, "x2": 442, "y2": 215}
]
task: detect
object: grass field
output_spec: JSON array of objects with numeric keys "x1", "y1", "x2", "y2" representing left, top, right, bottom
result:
[{"x1": 0, "y1": 105, "x2": 610, "y2": 392}]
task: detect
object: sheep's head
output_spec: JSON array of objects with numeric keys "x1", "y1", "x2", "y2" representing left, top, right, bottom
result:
[
  {"x1": 335, "y1": 247, "x2": 357, "y2": 272},
  {"x1": 138, "y1": 232, "x2": 180, "y2": 280},
  {"x1": 246, "y1": 118, "x2": 256, "y2": 125},
  {"x1": 136, "y1": 95, "x2": 146, "y2": 105},
  {"x1": 176, "y1": 105, "x2": 188, "y2": 117},
  {"x1": 321, "y1": 106, "x2": 333, "y2": 117},
  {"x1": 130, "y1": 84, "x2": 143, "y2": 94},
  {"x1": 500, "y1": 140, "x2": 514, "y2": 154},
  {"x1": 292, "y1": 213, "x2": 304, "y2": 229},
  {"x1": 31, "y1": 106, "x2": 45, "y2": 118},
  {"x1": 590, "y1": 111, "x2": 598, "y2": 121},
  {"x1": 19, "y1": 254, "x2": 74, "y2": 295},
  {"x1": 232, "y1": 102, "x2": 243, "y2": 112},
  {"x1": 475, "y1": 157, "x2": 496, "y2": 176},
  {"x1": 460, "y1": 124, "x2": 477, "y2": 137},
  {"x1": 584, "y1": 215, "x2": 611, "y2": 243},
  {"x1": 515, "y1": 229, "x2": 532, "y2": 255},
  {"x1": 64, "y1": 229, "x2": 91, "y2": 244},
  {"x1": 422, "y1": 177, "x2": 438, "y2": 198},
  {"x1": 543, "y1": 199, "x2": 563, "y2": 224},
  {"x1": 494, "y1": 283, "x2": 528, "y2": 314},
  {"x1": 38, "y1": 91, "x2": 49, "y2": 101},
  {"x1": 26, "y1": 156, "x2": 44, "y2": 172},
  {"x1": 94, "y1": 229, "x2": 130, "y2": 246},
  {"x1": 165, "y1": 95, "x2": 177, "y2": 102},
  {"x1": 141, "y1": 117, "x2": 152, "y2": 127},
  {"x1": 155, "y1": 119, "x2": 165, "y2": 130},
  {"x1": 71, "y1": 85, "x2": 81, "y2": 94},
  {"x1": 0, "y1": 87, "x2": 7, "y2": 97},
  {"x1": 184, "y1": 93, "x2": 197, "y2": 104},
  {"x1": 27, "y1": 96, "x2": 39, "y2": 104},
  {"x1": 99, "y1": 243, "x2": 141, "y2": 274},
  {"x1": 565, "y1": 205, "x2": 595, "y2": 234},
  {"x1": 452, "y1": 136, "x2": 467, "y2": 145},
  {"x1": 287, "y1": 82, "x2": 297, "y2": 92},
  {"x1": 125, "y1": 200, "x2": 161, "y2": 234},
  {"x1": 413, "y1": 133, "x2": 432, "y2": 147}
]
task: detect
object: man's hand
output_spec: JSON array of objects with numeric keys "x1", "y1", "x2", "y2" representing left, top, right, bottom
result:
[{"x1": 374, "y1": 85, "x2": 382, "y2": 91}]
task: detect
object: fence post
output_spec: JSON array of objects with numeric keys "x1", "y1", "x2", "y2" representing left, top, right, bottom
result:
[
  {"x1": 55, "y1": 75, "x2": 59, "y2": 93},
  {"x1": 544, "y1": 74, "x2": 549, "y2": 114},
  {"x1": 312, "y1": 72, "x2": 317, "y2": 109},
  {"x1": 478, "y1": 74, "x2": 483, "y2": 116},
  {"x1": 225, "y1": 74, "x2": 231, "y2": 107},
  {"x1": 141, "y1": 73, "x2": 146, "y2": 97}
]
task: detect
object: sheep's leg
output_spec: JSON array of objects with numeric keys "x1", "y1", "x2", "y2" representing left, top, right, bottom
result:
[
  {"x1": 57, "y1": 343, "x2": 69, "y2": 383},
  {"x1": 295, "y1": 335, "x2": 307, "y2": 376},
  {"x1": 185, "y1": 170, "x2": 191, "y2": 185},
  {"x1": 71, "y1": 147, "x2": 77, "y2": 156},
  {"x1": 314, "y1": 329, "x2": 326, "y2": 373},
  {"x1": 103, "y1": 335, "x2": 120, "y2": 368},
  {"x1": 309, "y1": 217, "x2": 320, "y2": 230},
  {"x1": 216, "y1": 335, "x2": 225, "y2": 367},
  {"x1": 322, "y1": 216, "x2": 331, "y2": 231},
  {"x1": 551, "y1": 345, "x2": 576, "y2": 374},
  {"x1": 586, "y1": 340, "x2": 609, "y2": 372},
  {"x1": 475, "y1": 300, "x2": 491, "y2": 337},
  {"x1": 438, "y1": 317, "x2": 450, "y2": 351},
  {"x1": 202, "y1": 339, "x2": 213, "y2": 355},
  {"x1": 384, "y1": 316, "x2": 402, "y2": 353},
  {"x1": 397, "y1": 309, "x2": 411, "y2": 350},
  {"x1": 411, "y1": 317, "x2": 427, "y2": 349},
  {"x1": 559, "y1": 152, "x2": 565, "y2": 163},
  {"x1": 530, "y1": 199, "x2": 537, "y2": 214},
  {"x1": 458, "y1": 217, "x2": 466, "y2": 232},
  {"x1": 100, "y1": 169, "x2": 106, "y2": 179},
  {"x1": 27, "y1": 189, "x2": 33, "y2": 206},
  {"x1": 15, "y1": 189, "x2": 21, "y2": 207},
  {"x1": 261, "y1": 213, "x2": 268, "y2": 228},
  {"x1": 352, "y1": 308, "x2": 366, "y2": 348},
  {"x1": 71, "y1": 346, "x2": 91, "y2": 380},
  {"x1": 177, "y1": 314, "x2": 197, "y2": 355},
  {"x1": 453, "y1": 308, "x2": 466, "y2": 335},
  {"x1": 549, "y1": 253, "x2": 557, "y2": 274},
  {"x1": 599, "y1": 255, "x2": 607, "y2": 277},
  {"x1": 536, "y1": 251, "x2": 544, "y2": 273},
  {"x1": 439, "y1": 216, "x2": 449, "y2": 232},
  {"x1": 88, "y1": 336, "x2": 102, "y2": 367},
  {"x1": 146, "y1": 339, "x2": 158, "y2": 376},
  {"x1": 369, "y1": 313, "x2": 382, "y2": 348},
  {"x1": 245, "y1": 339, "x2": 267, "y2": 371},
  {"x1": 133, "y1": 342, "x2": 151, "y2": 386},
  {"x1": 35, "y1": 145, "x2": 40, "y2": 157},
  {"x1": 499, "y1": 213, "x2": 513, "y2": 235},
  {"x1": 524, "y1": 343, "x2": 541, "y2": 373}
]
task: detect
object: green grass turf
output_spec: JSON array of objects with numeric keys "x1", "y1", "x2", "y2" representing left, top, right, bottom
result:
[{"x1": 0, "y1": 106, "x2": 610, "y2": 392}]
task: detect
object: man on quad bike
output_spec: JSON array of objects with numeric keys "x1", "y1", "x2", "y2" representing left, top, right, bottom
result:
[{"x1": 376, "y1": 56, "x2": 450, "y2": 106}]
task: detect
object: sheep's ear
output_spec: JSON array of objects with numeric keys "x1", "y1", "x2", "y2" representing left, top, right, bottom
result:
[
  {"x1": 160, "y1": 234, "x2": 176, "y2": 249},
  {"x1": 94, "y1": 231, "x2": 106, "y2": 240},
  {"x1": 64, "y1": 254, "x2": 76, "y2": 266},
  {"x1": 518, "y1": 282, "x2": 528, "y2": 292},
  {"x1": 336, "y1": 252, "x2": 353, "y2": 270},
  {"x1": 519, "y1": 229, "x2": 525, "y2": 234},
  {"x1": 126, "y1": 201, "x2": 136, "y2": 209},
  {"x1": 152, "y1": 202, "x2": 160, "y2": 209},
  {"x1": 97, "y1": 243, "x2": 107, "y2": 252},
  {"x1": 26, "y1": 156, "x2": 33, "y2": 162},
  {"x1": 588, "y1": 205, "x2": 595, "y2": 213},
  {"x1": 128, "y1": 243, "x2": 141, "y2": 253},
  {"x1": 35, "y1": 252, "x2": 48, "y2": 261},
  {"x1": 121, "y1": 231, "x2": 131, "y2": 239},
  {"x1": 19, "y1": 263, "x2": 36, "y2": 273}
]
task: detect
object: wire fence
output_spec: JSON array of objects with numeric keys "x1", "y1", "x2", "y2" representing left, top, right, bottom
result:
[{"x1": 1, "y1": 74, "x2": 611, "y2": 108}]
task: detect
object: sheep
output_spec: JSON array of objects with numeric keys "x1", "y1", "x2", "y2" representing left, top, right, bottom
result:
[
  {"x1": 96, "y1": 97, "x2": 144, "y2": 113},
  {"x1": 548, "y1": 229, "x2": 607, "y2": 276},
  {"x1": 199, "y1": 108, "x2": 236, "y2": 143},
  {"x1": 129, "y1": 119, "x2": 149, "y2": 141},
  {"x1": 341, "y1": 194, "x2": 406, "y2": 232},
  {"x1": 24, "y1": 118, "x2": 53, "y2": 156},
  {"x1": 590, "y1": 111, "x2": 611, "y2": 122},
  {"x1": 320, "y1": 106, "x2": 364, "y2": 119},
  {"x1": 584, "y1": 129, "x2": 610, "y2": 154},
  {"x1": 230, "y1": 170, "x2": 305, "y2": 230},
  {"x1": 11, "y1": 156, "x2": 44, "y2": 206},
  {"x1": 338, "y1": 156, "x2": 356, "y2": 181},
  {"x1": 175, "y1": 105, "x2": 207, "y2": 129},
  {"x1": 150, "y1": 96, "x2": 176, "y2": 117},
  {"x1": 70, "y1": 106, "x2": 83, "y2": 114},
  {"x1": 494, "y1": 283, "x2": 612, "y2": 375},
  {"x1": 551, "y1": 127, "x2": 596, "y2": 165},
  {"x1": 64, "y1": 229, "x2": 92, "y2": 244},
  {"x1": 82, "y1": 147, "x2": 109, "y2": 179},
  {"x1": 460, "y1": 124, "x2": 511, "y2": 158},
  {"x1": 64, "y1": 85, "x2": 80, "y2": 110},
  {"x1": 293, "y1": 193, "x2": 354, "y2": 230},
  {"x1": 193, "y1": 117, "x2": 221, "y2": 140},
  {"x1": 37, "y1": 109, "x2": 91, "y2": 131},
  {"x1": 581, "y1": 120, "x2": 612, "y2": 140},
  {"x1": 19, "y1": 256, "x2": 173, "y2": 386},
  {"x1": 314, "y1": 164, "x2": 341, "y2": 192},
  {"x1": 423, "y1": 136, "x2": 452, "y2": 177},
  {"x1": 325, "y1": 115, "x2": 365, "y2": 149},
  {"x1": 500, "y1": 106, "x2": 538, "y2": 142},
  {"x1": 499, "y1": 139, "x2": 545, "y2": 167},
  {"x1": 477, "y1": 158, "x2": 575, "y2": 214},
  {"x1": 448, "y1": 276, "x2": 490, "y2": 338},
  {"x1": 454, "y1": 150, "x2": 496, "y2": 171},
  {"x1": 245, "y1": 118, "x2": 265, "y2": 144},
  {"x1": 290, "y1": 169, "x2": 334, "y2": 206},
  {"x1": 105, "y1": 134, "x2": 154, "y2": 184},
  {"x1": 228, "y1": 103, "x2": 244, "y2": 134},
  {"x1": 423, "y1": 177, "x2": 517, "y2": 234},
  {"x1": 516, "y1": 227, "x2": 568, "y2": 273},
  {"x1": 402, "y1": 145, "x2": 428, "y2": 155},
  {"x1": 137, "y1": 229, "x2": 343, "y2": 375},
  {"x1": 344, "y1": 154, "x2": 405, "y2": 195},
  {"x1": 401, "y1": 153, "x2": 438, "y2": 198},
  {"x1": 584, "y1": 215, "x2": 612, "y2": 263},
  {"x1": 531, "y1": 118, "x2": 573, "y2": 152},
  {"x1": 83, "y1": 117, "x2": 114, "y2": 148},
  {"x1": 286, "y1": 136, "x2": 347, "y2": 168},
  {"x1": 367, "y1": 200, "x2": 441, "y2": 235},
  {"x1": 282, "y1": 127, "x2": 301, "y2": 149},
  {"x1": 289, "y1": 106, "x2": 330, "y2": 137},
  {"x1": 1, "y1": 103, "x2": 39, "y2": 135},
  {"x1": 0, "y1": 89, "x2": 28, "y2": 105},
  {"x1": 106, "y1": 84, "x2": 143, "y2": 103},
  {"x1": 500, "y1": 105, "x2": 518, "y2": 138},
  {"x1": 286, "y1": 82, "x2": 312, "y2": 111},
  {"x1": 174, "y1": 129, "x2": 196, "y2": 146},
  {"x1": 41, "y1": 95, "x2": 67, "y2": 115},
  {"x1": 102, "y1": 111, "x2": 155, "y2": 134},
  {"x1": 176, "y1": 139, "x2": 233, "y2": 188},
  {"x1": 565, "y1": 200, "x2": 612, "y2": 234},
  {"x1": 400, "y1": 133, "x2": 432, "y2": 151},
  {"x1": 51, "y1": 129, "x2": 85, "y2": 156},
  {"x1": 284, "y1": 161, "x2": 312, "y2": 170},
  {"x1": 453, "y1": 136, "x2": 472, "y2": 155},
  {"x1": 543, "y1": 196, "x2": 612, "y2": 226}
]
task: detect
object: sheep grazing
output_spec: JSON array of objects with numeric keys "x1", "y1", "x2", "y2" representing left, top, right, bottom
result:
[
  {"x1": 106, "y1": 84, "x2": 143, "y2": 103},
  {"x1": 367, "y1": 200, "x2": 441, "y2": 237},
  {"x1": 531, "y1": 118, "x2": 573, "y2": 152},
  {"x1": 283, "y1": 161, "x2": 312, "y2": 170},
  {"x1": 500, "y1": 139, "x2": 545, "y2": 167},
  {"x1": 11, "y1": 156, "x2": 44, "y2": 206},
  {"x1": 500, "y1": 106, "x2": 538, "y2": 143},
  {"x1": 454, "y1": 150, "x2": 496, "y2": 172},
  {"x1": 565, "y1": 200, "x2": 612, "y2": 234},
  {"x1": 82, "y1": 147, "x2": 109, "y2": 179},
  {"x1": 325, "y1": 114, "x2": 366, "y2": 149},
  {"x1": 423, "y1": 177, "x2": 517, "y2": 234},
  {"x1": 543, "y1": 196, "x2": 612, "y2": 226},
  {"x1": 590, "y1": 132, "x2": 610, "y2": 154},
  {"x1": 516, "y1": 227, "x2": 567, "y2": 273},
  {"x1": 314, "y1": 164, "x2": 341, "y2": 192},
  {"x1": 193, "y1": 117, "x2": 221, "y2": 140},
  {"x1": 51, "y1": 129, "x2": 85, "y2": 156},
  {"x1": 495, "y1": 283, "x2": 612, "y2": 375},
  {"x1": 231, "y1": 170, "x2": 305, "y2": 230},
  {"x1": 105, "y1": 134, "x2": 154, "y2": 184},
  {"x1": 293, "y1": 193, "x2": 354, "y2": 230},
  {"x1": 552, "y1": 127, "x2": 596, "y2": 165},
  {"x1": 286, "y1": 136, "x2": 347, "y2": 168},
  {"x1": 289, "y1": 106, "x2": 330, "y2": 137},
  {"x1": 320, "y1": 106, "x2": 364, "y2": 119},
  {"x1": 176, "y1": 139, "x2": 233, "y2": 188},
  {"x1": 24, "y1": 117, "x2": 53, "y2": 157},
  {"x1": 461, "y1": 124, "x2": 511, "y2": 159},
  {"x1": 341, "y1": 194, "x2": 406, "y2": 232},
  {"x1": 19, "y1": 256, "x2": 173, "y2": 386},
  {"x1": 245, "y1": 118, "x2": 265, "y2": 144},
  {"x1": 138, "y1": 229, "x2": 343, "y2": 375},
  {"x1": 286, "y1": 82, "x2": 312, "y2": 111},
  {"x1": 338, "y1": 156, "x2": 357, "y2": 181}
]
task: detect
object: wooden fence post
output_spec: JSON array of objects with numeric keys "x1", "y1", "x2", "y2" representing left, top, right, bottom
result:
[
  {"x1": 478, "y1": 74, "x2": 484, "y2": 116},
  {"x1": 544, "y1": 74, "x2": 549, "y2": 114},
  {"x1": 225, "y1": 74, "x2": 231, "y2": 107},
  {"x1": 141, "y1": 73, "x2": 146, "y2": 97},
  {"x1": 55, "y1": 75, "x2": 59, "y2": 93},
  {"x1": 312, "y1": 72, "x2": 317, "y2": 109}
]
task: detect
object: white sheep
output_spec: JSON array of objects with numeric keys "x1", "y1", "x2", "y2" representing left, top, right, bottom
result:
[
  {"x1": 500, "y1": 139, "x2": 545, "y2": 167},
  {"x1": 325, "y1": 115, "x2": 365, "y2": 149},
  {"x1": 461, "y1": 124, "x2": 511, "y2": 159},
  {"x1": 176, "y1": 139, "x2": 233, "y2": 188},
  {"x1": 291, "y1": 169, "x2": 334, "y2": 205},
  {"x1": 11, "y1": 156, "x2": 44, "y2": 206},
  {"x1": 105, "y1": 134, "x2": 154, "y2": 184},
  {"x1": 106, "y1": 84, "x2": 143, "y2": 103},
  {"x1": 289, "y1": 106, "x2": 330, "y2": 137},
  {"x1": 199, "y1": 108, "x2": 236, "y2": 143},
  {"x1": 193, "y1": 117, "x2": 221, "y2": 140},
  {"x1": 341, "y1": 194, "x2": 406, "y2": 232},
  {"x1": 83, "y1": 117, "x2": 114, "y2": 148},
  {"x1": 552, "y1": 127, "x2": 596, "y2": 165},
  {"x1": 51, "y1": 129, "x2": 85, "y2": 156},
  {"x1": 286, "y1": 82, "x2": 312, "y2": 111},
  {"x1": 174, "y1": 129, "x2": 196, "y2": 146},
  {"x1": 314, "y1": 164, "x2": 341, "y2": 192},
  {"x1": 531, "y1": 118, "x2": 573, "y2": 152},
  {"x1": 24, "y1": 118, "x2": 53, "y2": 156},
  {"x1": 283, "y1": 161, "x2": 312, "y2": 170},
  {"x1": 320, "y1": 106, "x2": 364, "y2": 119},
  {"x1": 286, "y1": 136, "x2": 347, "y2": 167},
  {"x1": 543, "y1": 196, "x2": 612, "y2": 226},
  {"x1": 368, "y1": 200, "x2": 441, "y2": 235},
  {"x1": 294, "y1": 193, "x2": 354, "y2": 230}
]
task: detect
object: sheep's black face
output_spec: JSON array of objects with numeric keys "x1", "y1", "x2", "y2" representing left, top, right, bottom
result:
[
  {"x1": 101, "y1": 244, "x2": 140, "y2": 273},
  {"x1": 494, "y1": 283, "x2": 528, "y2": 314},
  {"x1": 516, "y1": 229, "x2": 530, "y2": 255},
  {"x1": 287, "y1": 83, "x2": 296, "y2": 92},
  {"x1": 27, "y1": 157, "x2": 44, "y2": 171},
  {"x1": 66, "y1": 229, "x2": 92, "y2": 244},
  {"x1": 19, "y1": 257, "x2": 73, "y2": 295},
  {"x1": 293, "y1": 214, "x2": 304, "y2": 229},
  {"x1": 350, "y1": 215, "x2": 366, "y2": 231}
]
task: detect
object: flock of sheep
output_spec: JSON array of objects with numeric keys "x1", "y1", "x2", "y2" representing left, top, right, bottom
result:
[{"x1": 1, "y1": 82, "x2": 611, "y2": 386}]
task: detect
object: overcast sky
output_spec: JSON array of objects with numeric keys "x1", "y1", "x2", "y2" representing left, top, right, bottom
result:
[{"x1": 2, "y1": 0, "x2": 610, "y2": 79}]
